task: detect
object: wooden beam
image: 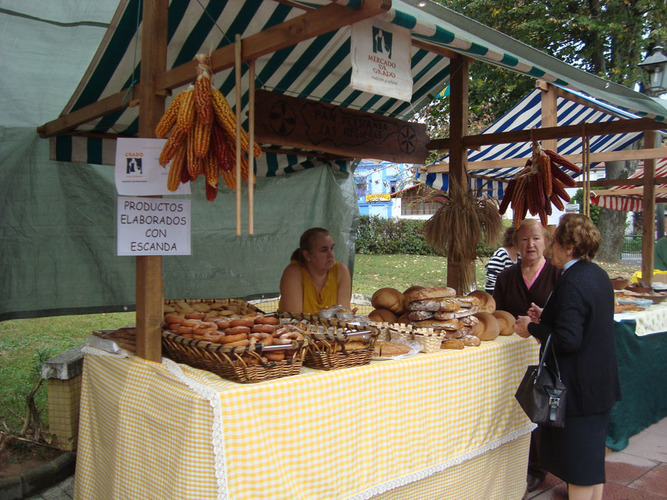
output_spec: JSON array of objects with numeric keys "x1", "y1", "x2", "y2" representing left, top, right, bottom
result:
[
  {"x1": 540, "y1": 81, "x2": 558, "y2": 151},
  {"x1": 593, "y1": 187, "x2": 667, "y2": 196},
  {"x1": 424, "y1": 147, "x2": 667, "y2": 173},
  {"x1": 412, "y1": 38, "x2": 461, "y2": 61},
  {"x1": 446, "y1": 55, "x2": 470, "y2": 293},
  {"x1": 428, "y1": 118, "x2": 664, "y2": 151},
  {"x1": 135, "y1": 0, "x2": 168, "y2": 363},
  {"x1": 39, "y1": 1, "x2": 390, "y2": 138},
  {"x1": 155, "y1": 0, "x2": 391, "y2": 92},
  {"x1": 642, "y1": 130, "x2": 657, "y2": 286},
  {"x1": 37, "y1": 88, "x2": 142, "y2": 138}
]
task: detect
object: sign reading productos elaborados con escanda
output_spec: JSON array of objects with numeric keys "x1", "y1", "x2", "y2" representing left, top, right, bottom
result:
[{"x1": 117, "y1": 197, "x2": 191, "y2": 256}]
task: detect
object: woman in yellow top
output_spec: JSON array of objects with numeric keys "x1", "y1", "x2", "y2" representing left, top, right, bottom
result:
[{"x1": 278, "y1": 227, "x2": 353, "y2": 314}]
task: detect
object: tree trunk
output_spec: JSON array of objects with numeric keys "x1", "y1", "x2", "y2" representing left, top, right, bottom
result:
[{"x1": 596, "y1": 159, "x2": 636, "y2": 262}]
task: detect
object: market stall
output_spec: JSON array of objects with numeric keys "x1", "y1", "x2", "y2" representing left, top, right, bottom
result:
[
  {"x1": 608, "y1": 302, "x2": 667, "y2": 450},
  {"x1": 74, "y1": 334, "x2": 537, "y2": 500}
]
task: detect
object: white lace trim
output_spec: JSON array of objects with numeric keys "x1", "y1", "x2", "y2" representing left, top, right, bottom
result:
[
  {"x1": 345, "y1": 423, "x2": 536, "y2": 500},
  {"x1": 162, "y1": 358, "x2": 230, "y2": 500},
  {"x1": 81, "y1": 348, "x2": 230, "y2": 500}
]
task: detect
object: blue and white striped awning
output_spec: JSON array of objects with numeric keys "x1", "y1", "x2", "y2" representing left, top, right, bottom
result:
[
  {"x1": 417, "y1": 86, "x2": 644, "y2": 198},
  {"x1": 46, "y1": 0, "x2": 666, "y2": 176}
]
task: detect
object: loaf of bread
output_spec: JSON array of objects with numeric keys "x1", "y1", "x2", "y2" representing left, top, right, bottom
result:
[
  {"x1": 407, "y1": 298, "x2": 460, "y2": 312},
  {"x1": 368, "y1": 308, "x2": 398, "y2": 323},
  {"x1": 492, "y1": 310, "x2": 516, "y2": 335},
  {"x1": 472, "y1": 311, "x2": 500, "y2": 341},
  {"x1": 404, "y1": 286, "x2": 457, "y2": 305},
  {"x1": 466, "y1": 290, "x2": 496, "y2": 313},
  {"x1": 373, "y1": 341, "x2": 412, "y2": 357},
  {"x1": 371, "y1": 287, "x2": 405, "y2": 314}
]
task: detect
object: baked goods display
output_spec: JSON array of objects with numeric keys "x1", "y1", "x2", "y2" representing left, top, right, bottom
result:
[
  {"x1": 373, "y1": 340, "x2": 412, "y2": 358},
  {"x1": 367, "y1": 285, "x2": 519, "y2": 352}
]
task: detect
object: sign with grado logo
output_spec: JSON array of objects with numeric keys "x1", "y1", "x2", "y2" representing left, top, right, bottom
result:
[
  {"x1": 254, "y1": 90, "x2": 428, "y2": 163},
  {"x1": 350, "y1": 18, "x2": 412, "y2": 102},
  {"x1": 366, "y1": 194, "x2": 391, "y2": 202}
]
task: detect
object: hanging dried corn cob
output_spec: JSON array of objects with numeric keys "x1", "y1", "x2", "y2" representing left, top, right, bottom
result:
[
  {"x1": 498, "y1": 136, "x2": 579, "y2": 228},
  {"x1": 155, "y1": 53, "x2": 261, "y2": 200}
]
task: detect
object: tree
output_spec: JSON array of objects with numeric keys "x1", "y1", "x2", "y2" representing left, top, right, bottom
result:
[{"x1": 421, "y1": 0, "x2": 665, "y2": 261}]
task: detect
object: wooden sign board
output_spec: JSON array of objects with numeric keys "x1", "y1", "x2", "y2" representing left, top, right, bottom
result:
[{"x1": 254, "y1": 89, "x2": 429, "y2": 163}]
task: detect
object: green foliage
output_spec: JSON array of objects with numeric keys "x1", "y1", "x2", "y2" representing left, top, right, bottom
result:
[
  {"x1": 356, "y1": 216, "x2": 435, "y2": 255},
  {"x1": 572, "y1": 189, "x2": 601, "y2": 226},
  {"x1": 420, "y1": 0, "x2": 666, "y2": 138},
  {"x1": 355, "y1": 215, "x2": 497, "y2": 257}
]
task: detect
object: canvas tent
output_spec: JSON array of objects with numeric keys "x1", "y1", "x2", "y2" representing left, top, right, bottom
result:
[
  {"x1": 417, "y1": 85, "x2": 649, "y2": 198},
  {"x1": 2, "y1": 0, "x2": 667, "y2": 323},
  {"x1": 592, "y1": 158, "x2": 667, "y2": 211}
]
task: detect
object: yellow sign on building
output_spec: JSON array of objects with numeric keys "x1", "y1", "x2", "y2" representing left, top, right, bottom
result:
[{"x1": 366, "y1": 194, "x2": 391, "y2": 202}]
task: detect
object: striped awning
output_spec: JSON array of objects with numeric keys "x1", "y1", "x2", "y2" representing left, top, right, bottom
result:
[
  {"x1": 591, "y1": 159, "x2": 667, "y2": 212},
  {"x1": 45, "y1": 0, "x2": 667, "y2": 176},
  {"x1": 417, "y1": 86, "x2": 644, "y2": 198}
]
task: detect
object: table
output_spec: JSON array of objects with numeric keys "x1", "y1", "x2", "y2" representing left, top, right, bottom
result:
[
  {"x1": 607, "y1": 303, "x2": 667, "y2": 451},
  {"x1": 73, "y1": 335, "x2": 537, "y2": 500}
]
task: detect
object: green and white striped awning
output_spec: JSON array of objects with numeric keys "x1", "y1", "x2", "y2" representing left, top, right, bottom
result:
[{"x1": 50, "y1": 0, "x2": 667, "y2": 173}]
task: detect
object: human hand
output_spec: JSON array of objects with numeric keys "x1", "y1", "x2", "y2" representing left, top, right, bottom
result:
[
  {"x1": 514, "y1": 315, "x2": 533, "y2": 338},
  {"x1": 526, "y1": 302, "x2": 542, "y2": 323}
]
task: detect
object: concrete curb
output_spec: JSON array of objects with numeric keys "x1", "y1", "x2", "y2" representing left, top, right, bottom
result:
[{"x1": 0, "y1": 452, "x2": 76, "y2": 500}]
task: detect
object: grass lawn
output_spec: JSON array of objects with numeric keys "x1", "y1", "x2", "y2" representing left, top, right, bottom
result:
[{"x1": 0, "y1": 254, "x2": 639, "y2": 433}]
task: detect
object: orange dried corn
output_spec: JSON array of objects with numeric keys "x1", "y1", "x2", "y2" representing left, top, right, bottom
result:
[
  {"x1": 194, "y1": 54, "x2": 213, "y2": 124},
  {"x1": 193, "y1": 118, "x2": 212, "y2": 159},
  {"x1": 211, "y1": 88, "x2": 262, "y2": 158},
  {"x1": 205, "y1": 181, "x2": 218, "y2": 201},
  {"x1": 167, "y1": 143, "x2": 187, "y2": 192},
  {"x1": 211, "y1": 122, "x2": 233, "y2": 172},
  {"x1": 186, "y1": 131, "x2": 202, "y2": 181},
  {"x1": 177, "y1": 89, "x2": 195, "y2": 132},
  {"x1": 158, "y1": 126, "x2": 187, "y2": 167},
  {"x1": 537, "y1": 151, "x2": 553, "y2": 197},
  {"x1": 203, "y1": 148, "x2": 218, "y2": 188},
  {"x1": 155, "y1": 92, "x2": 185, "y2": 138}
]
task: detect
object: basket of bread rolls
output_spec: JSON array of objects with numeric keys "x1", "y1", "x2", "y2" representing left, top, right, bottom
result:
[
  {"x1": 162, "y1": 298, "x2": 308, "y2": 383},
  {"x1": 279, "y1": 312, "x2": 379, "y2": 370}
]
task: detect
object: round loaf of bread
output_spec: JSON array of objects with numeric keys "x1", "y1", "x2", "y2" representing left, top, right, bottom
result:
[
  {"x1": 403, "y1": 285, "x2": 425, "y2": 310},
  {"x1": 368, "y1": 308, "x2": 398, "y2": 323},
  {"x1": 472, "y1": 312, "x2": 500, "y2": 341},
  {"x1": 467, "y1": 290, "x2": 496, "y2": 313},
  {"x1": 492, "y1": 310, "x2": 516, "y2": 335},
  {"x1": 404, "y1": 286, "x2": 457, "y2": 305},
  {"x1": 371, "y1": 287, "x2": 405, "y2": 315}
]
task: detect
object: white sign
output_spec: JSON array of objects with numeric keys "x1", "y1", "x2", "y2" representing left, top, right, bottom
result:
[
  {"x1": 117, "y1": 196, "x2": 191, "y2": 256},
  {"x1": 565, "y1": 203, "x2": 580, "y2": 212},
  {"x1": 350, "y1": 18, "x2": 412, "y2": 102},
  {"x1": 115, "y1": 137, "x2": 190, "y2": 196}
]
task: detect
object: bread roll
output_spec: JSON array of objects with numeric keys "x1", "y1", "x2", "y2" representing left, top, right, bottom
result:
[
  {"x1": 492, "y1": 310, "x2": 516, "y2": 335},
  {"x1": 467, "y1": 290, "x2": 496, "y2": 313},
  {"x1": 441, "y1": 338, "x2": 465, "y2": 349},
  {"x1": 404, "y1": 286, "x2": 457, "y2": 305},
  {"x1": 472, "y1": 312, "x2": 500, "y2": 341},
  {"x1": 371, "y1": 287, "x2": 405, "y2": 315},
  {"x1": 368, "y1": 308, "x2": 398, "y2": 323}
]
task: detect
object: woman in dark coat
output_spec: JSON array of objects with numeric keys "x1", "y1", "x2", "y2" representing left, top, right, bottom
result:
[{"x1": 515, "y1": 214, "x2": 621, "y2": 500}]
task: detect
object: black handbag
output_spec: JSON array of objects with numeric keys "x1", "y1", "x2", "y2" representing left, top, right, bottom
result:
[{"x1": 515, "y1": 335, "x2": 567, "y2": 428}]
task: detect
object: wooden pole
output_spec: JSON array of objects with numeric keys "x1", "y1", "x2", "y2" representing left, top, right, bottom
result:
[
  {"x1": 235, "y1": 34, "x2": 242, "y2": 237},
  {"x1": 446, "y1": 55, "x2": 470, "y2": 293},
  {"x1": 538, "y1": 81, "x2": 558, "y2": 152},
  {"x1": 641, "y1": 130, "x2": 657, "y2": 286},
  {"x1": 248, "y1": 59, "x2": 255, "y2": 236},
  {"x1": 136, "y1": 0, "x2": 168, "y2": 362}
]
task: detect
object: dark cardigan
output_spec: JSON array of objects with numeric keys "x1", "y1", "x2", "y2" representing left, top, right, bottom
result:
[
  {"x1": 528, "y1": 260, "x2": 621, "y2": 416},
  {"x1": 493, "y1": 259, "x2": 561, "y2": 317}
]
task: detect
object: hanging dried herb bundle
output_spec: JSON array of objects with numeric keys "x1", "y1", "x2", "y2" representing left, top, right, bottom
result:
[{"x1": 424, "y1": 188, "x2": 503, "y2": 292}]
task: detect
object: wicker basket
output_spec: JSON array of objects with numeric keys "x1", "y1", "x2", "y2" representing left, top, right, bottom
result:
[
  {"x1": 279, "y1": 313, "x2": 379, "y2": 370},
  {"x1": 162, "y1": 331, "x2": 306, "y2": 383},
  {"x1": 163, "y1": 297, "x2": 264, "y2": 317},
  {"x1": 412, "y1": 328, "x2": 446, "y2": 354},
  {"x1": 390, "y1": 324, "x2": 414, "y2": 342}
]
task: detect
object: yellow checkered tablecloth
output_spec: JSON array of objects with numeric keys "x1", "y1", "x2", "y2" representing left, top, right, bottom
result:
[{"x1": 74, "y1": 335, "x2": 538, "y2": 500}]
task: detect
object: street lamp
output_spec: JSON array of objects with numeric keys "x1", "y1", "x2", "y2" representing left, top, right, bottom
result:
[{"x1": 638, "y1": 45, "x2": 667, "y2": 96}]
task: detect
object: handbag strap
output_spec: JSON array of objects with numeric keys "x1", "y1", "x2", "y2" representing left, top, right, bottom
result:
[{"x1": 536, "y1": 335, "x2": 562, "y2": 381}]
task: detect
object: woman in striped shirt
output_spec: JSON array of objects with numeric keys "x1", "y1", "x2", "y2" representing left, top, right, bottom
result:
[{"x1": 485, "y1": 226, "x2": 519, "y2": 293}]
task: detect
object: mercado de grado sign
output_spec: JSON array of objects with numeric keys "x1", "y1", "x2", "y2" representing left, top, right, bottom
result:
[{"x1": 254, "y1": 89, "x2": 429, "y2": 163}]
